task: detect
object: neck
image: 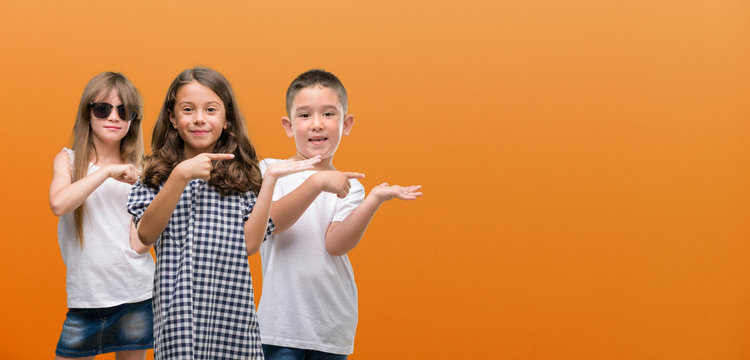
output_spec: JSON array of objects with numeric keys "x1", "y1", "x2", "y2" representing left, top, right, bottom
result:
[
  {"x1": 313, "y1": 163, "x2": 336, "y2": 171},
  {"x1": 91, "y1": 137, "x2": 123, "y2": 165},
  {"x1": 183, "y1": 145, "x2": 206, "y2": 160}
]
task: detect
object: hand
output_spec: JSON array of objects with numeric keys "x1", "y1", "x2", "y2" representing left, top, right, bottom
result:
[
  {"x1": 313, "y1": 170, "x2": 366, "y2": 198},
  {"x1": 107, "y1": 164, "x2": 141, "y2": 185},
  {"x1": 174, "y1": 153, "x2": 235, "y2": 181},
  {"x1": 369, "y1": 183, "x2": 423, "y2": 202},
  {"x1": 265, "y1": 155, "x2": 322, "y2": 178}
]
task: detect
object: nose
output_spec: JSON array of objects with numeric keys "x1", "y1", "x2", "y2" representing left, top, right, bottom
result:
[
  {"x1": 107, "y1": 106, "x2": 121, "y2": 121},
  {"x1": 311, "y1": 114, "x2": 323, "y2": 130},
  {"x1": 194, "y1": 110, "x2": 205, "y2": 124}
]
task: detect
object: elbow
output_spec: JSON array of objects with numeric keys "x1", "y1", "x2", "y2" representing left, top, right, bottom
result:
[
  {"x1": 325, "y1": 243, "x2": 347, "y2": 257},
  {"x1": 246, "y1": 242, "x2": 261, "y2": 256},
  {"x1": 130, "y1": 234, "x2": 151, "y2": 254},
  {"x1": 327, "y1": 250, "x2": 347, "y2": 257},
  {"x1": 131, "y1": 243, "x2": 150, "y2": 254},
  {"x1": 49, "y1": 202, "x2": 69, "y2": 217},
  {"x1": 245, "y1": 233, "x2": 265, "y2": 255},
  {"x1": 136, "y1": 228, "x2": 155, "y2": 248},
  {"x1": 271, "y1": 223, "x2": 287, "y2": 235}
]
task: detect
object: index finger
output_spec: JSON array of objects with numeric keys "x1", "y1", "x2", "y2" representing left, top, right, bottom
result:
[
  {"x1": 205, "y1": 153, "x2": 235, "y2": 161},
  {"x1": 344, "y1": 172, "x2": 365, "y2": 179}
]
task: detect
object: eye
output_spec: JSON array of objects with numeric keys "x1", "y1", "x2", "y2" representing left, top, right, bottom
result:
[
  {"x1": 206, "y1": 107, "x2": 217, "y2": 113},
  {"x1": 324, "y1": 111, "x2": 336, "y2": 117},
  {"x1": 298, "y1": 113, "x2": 311, "y2": 118},
  {"x1": 181, "y1": 106, "x2": 194, "y2": 113}
]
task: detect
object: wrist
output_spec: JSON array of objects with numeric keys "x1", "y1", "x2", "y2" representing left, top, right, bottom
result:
[
  {"x1": 365, "y1": 192, "x2": 387, "y2": 206},
  {"x1": 262, "y1": 173, "x2": 278, "y2": 186},
  {"x1": 102, "y1": 164, "x2": 115, "y2": 178},
  {"x1": 308, "y1": 172, "x2": 324, "y2": 192},
  {"x1": 171, "y1": 163, "x2": 192, "y2": 184}
]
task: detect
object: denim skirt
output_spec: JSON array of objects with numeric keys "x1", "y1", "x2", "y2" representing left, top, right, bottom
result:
[{"x1": 55, "y1": 298, "x2": 153, "y2": 357}]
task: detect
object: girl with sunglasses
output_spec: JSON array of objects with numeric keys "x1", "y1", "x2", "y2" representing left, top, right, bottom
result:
[
  {"x1": 49, "y1": 72, "x2": 155, "y2": 360},
  {"x1": 127, "y1": 67, "x2": 319, "y2": 359}
]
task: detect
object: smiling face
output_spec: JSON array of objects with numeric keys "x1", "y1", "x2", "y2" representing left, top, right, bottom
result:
[
  {"x1": 282, "y1": 85, "x2": 354, "y2": 170},
  {"x1": 89, "y1": 89, "x2": 132, "y2": 147},
  {"x1": 169, "y1": 81, "x2": 228, "y2": 159}
]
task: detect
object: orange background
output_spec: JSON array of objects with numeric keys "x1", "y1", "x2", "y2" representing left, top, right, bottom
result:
[{"x1": 0, "y1": 0, "x2": 748, "y2": 359}]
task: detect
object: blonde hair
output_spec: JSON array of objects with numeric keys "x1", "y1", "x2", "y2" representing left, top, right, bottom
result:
[{"x1": 70, "y1": 72, "x2": 144, "y2": 246}]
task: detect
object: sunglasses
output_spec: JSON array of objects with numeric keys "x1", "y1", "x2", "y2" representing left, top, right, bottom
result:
[{"x1": 89, "y1": 102, "x2": 138, "y2": 121}]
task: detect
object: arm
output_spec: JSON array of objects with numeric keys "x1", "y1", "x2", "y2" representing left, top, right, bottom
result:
[
  {"x1": 269, "y1": 170, "x2": 365, "y2": 233},
  {"x1": 129, "y1": 220, "x2": 152, "y2": 254},
  {"x1": 135, "y1": 167, "x2": 190, "y2": 246},
  {"x1": 325, "y1": 183, "x2": 423, "y2": 256},
  {"x1": 244, "y1": 157, "x2": 322, "y2": 254},
  {"x1": 136, "y1": 153, "x2": 235, "y2": 246},
  {"x1": 49, "y1": 151, "x2": 139, "y2": 216},
  {"x1": 243, "y1": 173, "x2": 278, "y2": 255}
]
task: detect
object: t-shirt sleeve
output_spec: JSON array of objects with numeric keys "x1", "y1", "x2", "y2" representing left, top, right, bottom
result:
[
  {"x1": 243, "y1": 189, "x2": 276, "y2": 240},
  {"x1": 333, "y1": 179, "x2": 365, "y2": 222},
  {"x1": 127, "y1": 180, "x2": 158, "y2": 226},
  {"x1": 259, "y1": 159, "x2": 269, "y2": 177},
  {"x1": 258, "y1": 159, "x2": 288, "y2": 202}
]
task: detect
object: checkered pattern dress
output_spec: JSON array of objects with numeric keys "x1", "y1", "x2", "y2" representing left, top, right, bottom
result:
[{"x1": 128, "y1": 179, "x2": 272, "y2": 360}]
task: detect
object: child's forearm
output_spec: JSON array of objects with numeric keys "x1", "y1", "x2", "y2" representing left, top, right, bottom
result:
[
  {"x1": 50, "y1": 167, "x2": 111, "y2": 216},
  {"x1": 244, "y1": 175, "x2": 278, "y2": 255},
  {"x1": 324, "y1": 195, "x2": 384, "y2": 256},
  {"x1": 49, "y1": 150, "x2": 115, "y2": 216},
  {"x1": 269, "y1": 176, "x2": 323, "y2": 233},
  {"x1": 325, "y1": 183, "x2": 423, "y2": 256},
  {"x1": 137, "y1": 173, "x2": 189, "y2": 246}
]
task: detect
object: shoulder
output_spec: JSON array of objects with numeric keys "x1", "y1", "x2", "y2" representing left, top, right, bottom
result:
[
  {"x1": 129, "y1": 180, "x2": 160, "y2": 198},
  {"x1": 53, "y1": 148, "x2": 73, "y2": 169},
  {"x1": 259, "y1": 158, "x2": 283, "y2": 166},
  {"x1": 343, "y1": 179, "x2": 365, "y2": 203},
  {"x1": 55, "y1": 147, "x2": 73, "y2": 161},
  {"x1": 259, "y1": 158, "x2": 283, "y2": 175},
  {"x1": 348, "y1": 178, "x2": 365, "y2": 192}
]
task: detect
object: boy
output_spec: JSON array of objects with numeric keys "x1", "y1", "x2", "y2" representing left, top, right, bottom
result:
[{"x1": 257, "y1": 69, "x2": 422, "y2": 359}]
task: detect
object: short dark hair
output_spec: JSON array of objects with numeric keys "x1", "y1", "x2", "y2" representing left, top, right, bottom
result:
[{"x1": 286, "y1": 69, "x2": 348, "y2": 115}]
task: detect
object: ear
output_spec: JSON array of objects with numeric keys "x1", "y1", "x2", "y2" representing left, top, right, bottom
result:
[
  {"x1": 342, "y1": 114, "x2": 354, "y2": 136},
  {"x1": 168, "y1": 110, "x2": 177, "y2": 129},
  {"x1": 223, "y1": 120, "x2": 229, "y2": 130},
  {"x1": 281, "y1": 116, "x2": 294, "y2": 138}
]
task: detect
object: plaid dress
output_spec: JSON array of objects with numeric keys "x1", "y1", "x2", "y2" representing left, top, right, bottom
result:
[{"x1": 128, "y1": 179, "x2": 272, "y2": 360}]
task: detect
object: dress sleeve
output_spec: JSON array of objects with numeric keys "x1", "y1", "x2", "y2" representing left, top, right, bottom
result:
[
  {"x1": 127, "y1": 180, "x2": 158, "y2": 226},
  {"x1": 332, "y1": 179, "x2": 366, "y2": 222},
  {"x1": 243, "y1": 189, "x2": 276, "y2": 240}
]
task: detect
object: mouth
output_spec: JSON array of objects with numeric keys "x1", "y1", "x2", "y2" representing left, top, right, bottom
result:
[
  {"x1": 309, "y1": 137, "x2": 328, "y2": 145},
  {"x1": 191, "y1": 130, "x2": 209, "y2": 136},
  {"x1": 103, "y1": 126, "x2": 121, "y2": 130}
]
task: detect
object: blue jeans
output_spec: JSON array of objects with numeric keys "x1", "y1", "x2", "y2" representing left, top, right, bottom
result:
[
  {"x1": 263, "y1": 344, "x2": 348, "y2": 360},
  {"x1": 55, "y1": 299, "x2": 154, "y2": 357}
]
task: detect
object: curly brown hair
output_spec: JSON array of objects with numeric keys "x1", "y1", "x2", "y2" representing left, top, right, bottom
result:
[{"x1": 141, "y1": 67, "x2": 261, "y2": 195}]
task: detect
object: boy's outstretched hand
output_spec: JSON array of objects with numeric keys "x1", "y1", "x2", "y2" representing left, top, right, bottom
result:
[{"x1": 369, "y1": 183, "x2": 423, "y2": 202}]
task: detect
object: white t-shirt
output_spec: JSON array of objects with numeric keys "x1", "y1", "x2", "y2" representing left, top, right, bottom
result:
[
  {"x1": 258, "y1": 159, "x2": 365, "y2": 355},
  {"x1": 57, "y1": 148, "x2": 155, "y2": 308}
]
